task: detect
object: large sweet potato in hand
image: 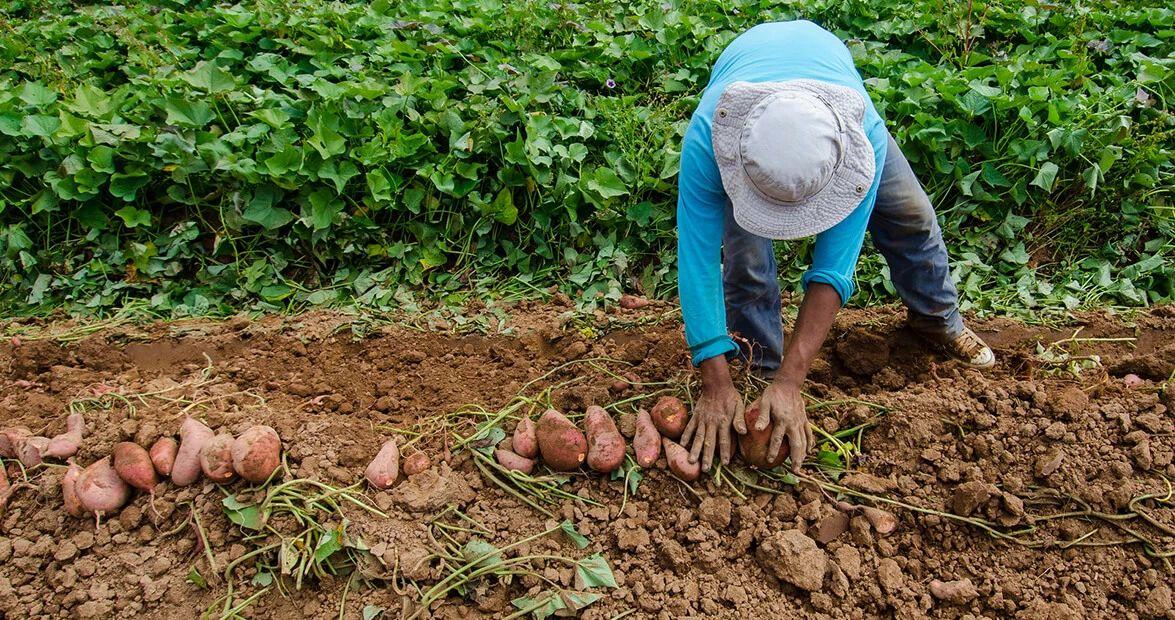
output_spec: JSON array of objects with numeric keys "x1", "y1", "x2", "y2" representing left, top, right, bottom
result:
[
  {"x1": 737, "y1": 405, "x2": 790, "y2": 468},
  {"x1": 584, "y1": 406, "x2": 625, "y2": 473},
  {"x1": 536, "y1": 409, "x2": 587, "y2": 471}
]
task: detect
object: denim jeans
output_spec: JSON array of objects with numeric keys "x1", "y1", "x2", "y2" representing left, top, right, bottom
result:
[{"x1": 722, "y1": 131, "x2": 965, "y2": 373}]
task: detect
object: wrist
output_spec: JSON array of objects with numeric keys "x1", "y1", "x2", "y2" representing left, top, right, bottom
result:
[{"x1": 698, "y1": 356, "x2": 733, "y2": 392}]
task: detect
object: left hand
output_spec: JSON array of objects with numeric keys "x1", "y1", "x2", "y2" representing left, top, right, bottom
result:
[{"x1": 750, "y1": 379, "x2": 814, "y2": 472}]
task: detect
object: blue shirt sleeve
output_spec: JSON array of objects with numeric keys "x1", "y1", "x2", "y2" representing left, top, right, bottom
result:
[
  {"x1": 801, "y1": 125, "x2": 888, "y2": 305},
  {"x1": 677, "y1": 117, "x2": 739, "y2": 366}
]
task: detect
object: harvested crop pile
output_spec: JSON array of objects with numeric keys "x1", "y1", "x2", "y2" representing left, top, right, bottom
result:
[{"x1": 0, "y1": 306, "x2": 1171, "y2": 619}]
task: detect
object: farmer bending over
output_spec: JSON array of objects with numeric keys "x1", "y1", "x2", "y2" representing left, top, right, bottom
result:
[{"x1": 677, "y1": 21, "x2": 995, "y2": 472}]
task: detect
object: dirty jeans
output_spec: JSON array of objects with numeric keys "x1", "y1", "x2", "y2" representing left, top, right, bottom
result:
[{"x1": 722, "y1": 131, "x2": 965, "y2": 374}]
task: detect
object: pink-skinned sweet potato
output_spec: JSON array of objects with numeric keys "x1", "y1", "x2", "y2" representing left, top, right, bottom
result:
[
  {"x1": 737, "y1": 405, "x2": 790, "y2": 469},
  {"x1": 662, "y1": 438, "x2": 701, "y2": 482},
  {"x1": 536, "y1": 409, "x2": 587, "y2": 471},
  {"x1": 113, "y1": 442, "x2": 158, "y2": 493},
  {"x1": 650, "y1": 396, "x2": 689, "y2": 439},
  {"x1": 633, "y1": 409, "x2": 661, "y2": 468},
  {"x1": 76, "y1": 457, "x2": 131, "y2": 514},
  {"x1": 45, "y1": 412, "x2": 85, "y2": 459},
  {"x1": 0, "y1": 427, "x2": 31, "y2": 459},
  {"x1": 495, "y1": 448, "x2": 536, "y2": 474},
  {"x1": 231, "y1": 425, "x2": 281, "y2": 483},
  {"x1": 172, "y1": 417, "x2": 214, "y2": 486},
  {"x1": 402, "y1": 452, "x2": 431, "y2": 476},
  {"x1": 200, "y1": 433, "x2": 236, "y2": 483},
  {"x1": 584, "y1": 406, "x2": 625, "y2": 473},
  {"x1": 62, "y1": 460, "x2": 85, "y2": 518},
  {"x1": 365, "y1": 439, "x2": 400, "y2": 489},
  {"x1": 17, "y1": 436, "x2": 49, "y2": 468},
  {"x1": 512, "y1": 417, "x2": 538, "y2": 458},
  {"x1": 149, "y1": 437, "x2": 178, "y2": 477}
]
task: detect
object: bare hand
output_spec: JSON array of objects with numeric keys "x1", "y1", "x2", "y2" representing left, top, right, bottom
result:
[
  {"x1": 681, "y1": 374, "x2": 744, "y2": 472},
  {"x1": 750, "y1": 379, "x2": 813, "y2": 472}
]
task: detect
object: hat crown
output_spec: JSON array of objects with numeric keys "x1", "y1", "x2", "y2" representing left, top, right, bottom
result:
[{"x1": 739, "y1": 92, "x2": 841, "y2": 204}]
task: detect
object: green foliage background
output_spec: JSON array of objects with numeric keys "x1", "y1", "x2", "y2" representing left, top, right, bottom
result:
[{"x1": 0, "y1": 0, "x2": 1171, "y2": 316}]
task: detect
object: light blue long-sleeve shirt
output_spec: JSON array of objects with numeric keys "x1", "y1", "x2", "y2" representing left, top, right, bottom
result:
[{"x1": 677, "y1": 20, "x2": 888, "y2": 366}]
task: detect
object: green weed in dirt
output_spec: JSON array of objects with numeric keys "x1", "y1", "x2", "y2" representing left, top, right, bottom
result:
[{"x1": 0, "y1": 0, "x2": 1169, "y2": 317}]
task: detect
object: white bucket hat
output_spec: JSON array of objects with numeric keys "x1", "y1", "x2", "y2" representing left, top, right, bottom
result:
[{"x1": 711, "y1": 79, "x2": 876, "y2": 240}]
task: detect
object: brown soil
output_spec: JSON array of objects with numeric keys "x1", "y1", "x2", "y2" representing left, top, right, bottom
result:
[{"x1": 1, "y1": 303, "x2": 1173, "y2": 619}]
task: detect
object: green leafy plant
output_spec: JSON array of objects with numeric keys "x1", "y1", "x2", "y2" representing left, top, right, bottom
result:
[{"x1": 0, "y1": 0, "x2": 1169, "y2": 317}]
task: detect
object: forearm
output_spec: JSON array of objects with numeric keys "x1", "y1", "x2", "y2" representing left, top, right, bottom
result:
[{"x1": 777, "y1": 282, "x2": 841, "y2": 385}]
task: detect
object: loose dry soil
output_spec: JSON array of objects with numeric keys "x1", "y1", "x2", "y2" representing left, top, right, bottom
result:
[{"x1": 1, "y1": 301, "x2": 1173, "y2": 619}]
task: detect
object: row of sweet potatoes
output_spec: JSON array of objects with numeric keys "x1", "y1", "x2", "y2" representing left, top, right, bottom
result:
[
  {"x1": 56, "y1": 418, "x2": 282, "y2": 518},
  {"x1": 491, "y1": 395, "x2": 792, "y2": 481}
]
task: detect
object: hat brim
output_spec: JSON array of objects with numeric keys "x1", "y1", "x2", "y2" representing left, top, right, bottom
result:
[{"x1": 712, "y1": 80, "x2": 876, "y2": 241}]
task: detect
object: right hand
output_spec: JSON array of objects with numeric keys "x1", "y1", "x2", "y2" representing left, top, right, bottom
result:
[{"x1": 680, "y1": 357, "x2": 745, "y2": 472}]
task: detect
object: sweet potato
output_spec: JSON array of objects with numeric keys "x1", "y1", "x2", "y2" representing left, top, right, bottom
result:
[
  {"x1": 494, "y1": 448, "x2": 535, "y2": 474},
  {"x1": 172, "y1": 417, "x2": 214, "y2": 486},
  {"x1": 45, "y1": 412, "x2": 86, "y2": 459},
  {"x1": 200, "y1": 433, "x2": 236, "y2": 483},
  {"x1": 650, "y1": 396, "x2": 689, "y2": 439},
  {"x1": 150, "y1": 437, "x2": 178, "y2": 476},
  {"x1": 365, "y1": 439, "x2": 400, "y2": 489},
  {"x1": 618, "y1": 294, "x2": 650, "y2": 309},
  {"x1": 737, "y1": 405, "x2": 789, "y2": 469},
  {"x1": 231, "y1": 425, "x2": 282, "y2": 483},
  {"x1": 536, "y1": 409, "x2": 587, "y2": 471},
  {"x1": 0, "y1": 427, "x2": 31, "y2": 458},
  {"x1": 662, "y1": 438, "x2": 700, "y2": 482},
  {"x1": 402, "y1": 452, "x2": 431, "y2": 476},
  {"x1": 862, "y1": 506, "x2": 898, "y2": 535},
  {"x1": 584, "y1": 406, "x2": 625, "y2": 473},
  {"x1": 17, "y1": 436, "x2": 49, "y2": 468},
  {"x1": 76, "y1": 457, "x2": 131, "y2": 514},
  {"x1": 62, "y1": 460, "x2": 85, "y2": 517},
  {"x1": 633, "y1": 409, "x2": 661, "y2": 468},
  {"x1": 512, "y1": 417, "x2": 538, "y2": 458},
  {"x1": 113, "y1": 442, "x2": 157, "y2": 493}
]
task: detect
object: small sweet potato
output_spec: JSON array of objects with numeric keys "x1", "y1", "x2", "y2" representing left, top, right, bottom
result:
[
  {"x1": 45, "y1": 412, "x2": 86, "y2": 459},
  {"x1": 0, "y1": 427, "x2": 31, "y2": 459},
  {"x1": 494, "y1": 448, "x2": 535, "y2": 474},
  {"x1": 862, "y1": 506, "x2": 898, "y2": 535},
  {"x1": 618, "y1": 294, "x2": 650, "y2": 309},
  {"x1": 172, "y1": 417, "x2": 213, "y2": 486},
  {"x1": 200, "y1": 433, "x2": 236, "y2": 483},
  {"x1": 62, "y1": 460, "x2": 85, "y2": 518},
  {"x1": 536, "y1": 409, "x2": 587, "y2": 471},
  {"x1": 650, "y1": 396, "x2": 689, "y2": 439},
  {"x1": 662, "y1": 438, "x2": 700, "y2": 482},
  {"x1": 150, "y1": 437, "x2": 178, "y2": 476},
  {"x1": 365, "y1": 439, "x2": 400, "y2": 489},
  {"x1": 584, "y1": 406, "x2": 625, "y2": 473},
  {"x1": 17, "y1": 436, "x2": 49, "y2": 468},
  {"x1": 113, "y1": 442, "x2": 158, "y2": 493},
  {"x1": 231, "y1": 425, "x2": 281, "y2": 483},
  {"x1": 76, "y1": 457, "x2": 131, "y2": 514},
  {"x1": 737, "y1": 405, "x2": 789, "y2": 469},
  {"x1": 633, "y1": 409, "x2": 661, "y2": 468},
  {"x1": 402, "y1": 452, "x2": 431, "y2": 476},
  {"x1": 512, "y1": 417, "x2": 538, "y2": 458}
]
